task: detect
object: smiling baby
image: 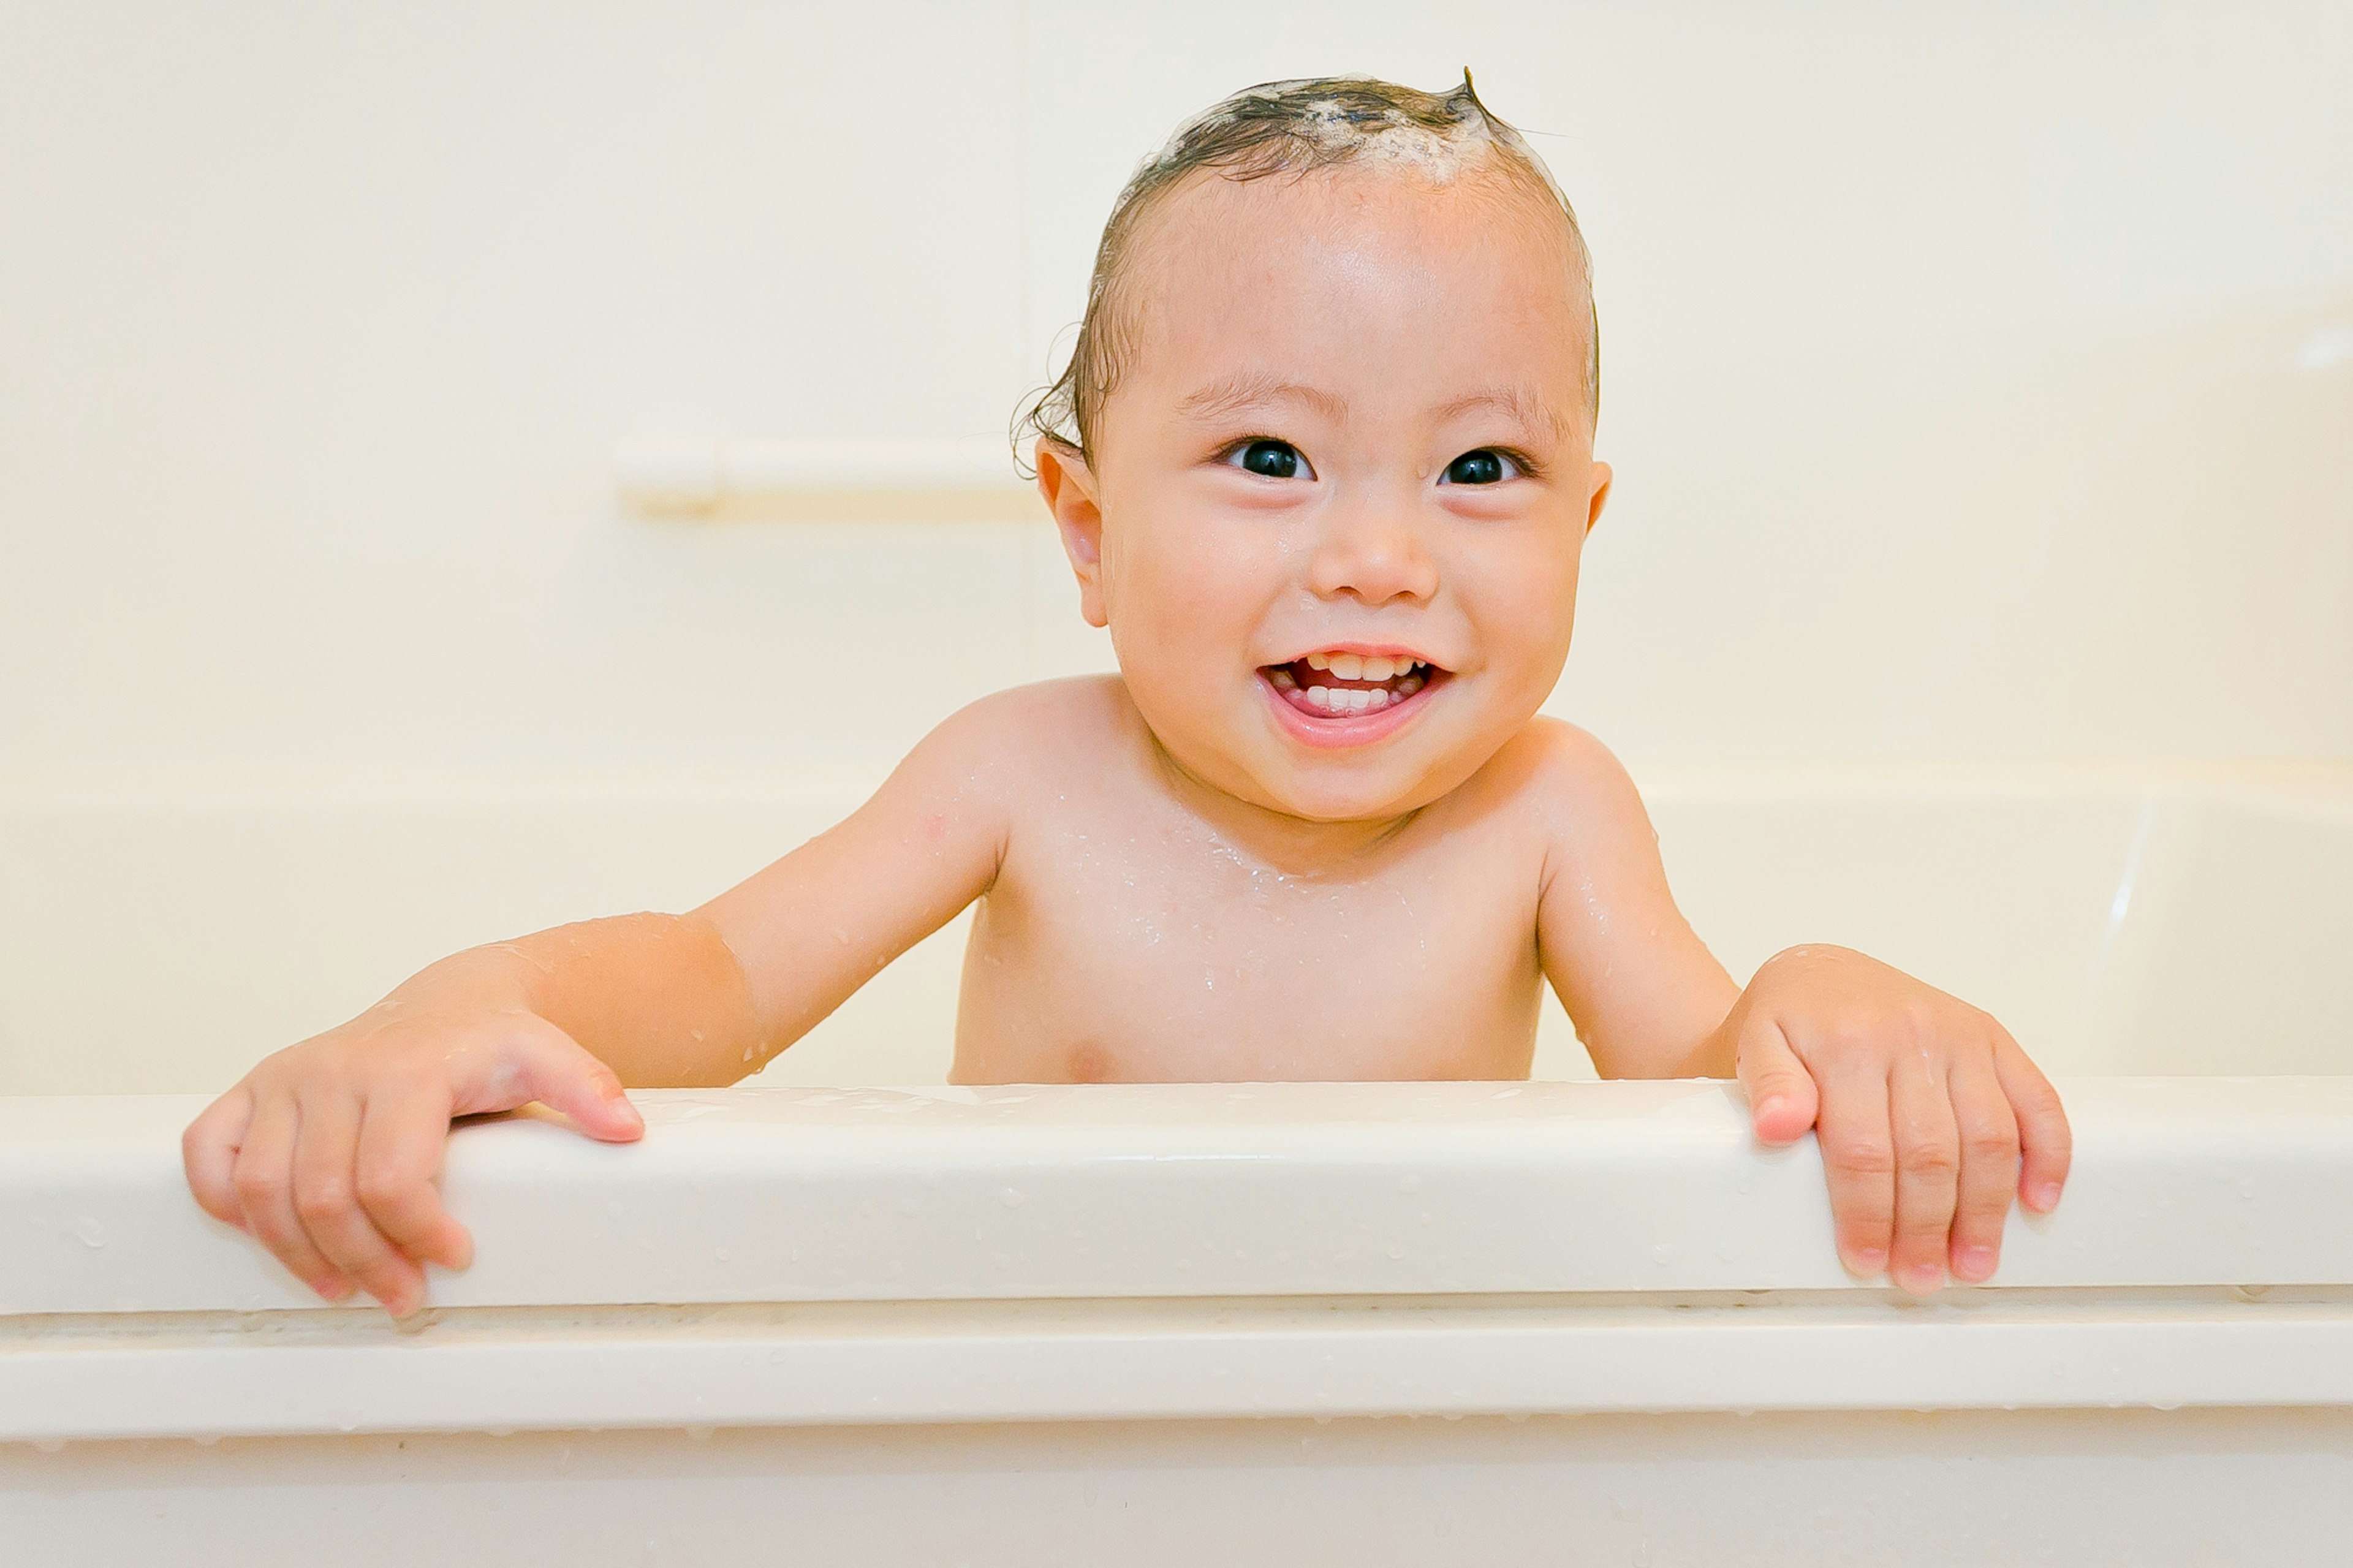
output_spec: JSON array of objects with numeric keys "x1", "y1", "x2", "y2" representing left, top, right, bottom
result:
[{"x1": 184, "y1": 75, "x2": 2071, "y2": 1319}]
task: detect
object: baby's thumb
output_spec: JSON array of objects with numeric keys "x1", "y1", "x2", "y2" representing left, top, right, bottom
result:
[
  {"x1": 1733, "y1": 1012, "x2": 1818, "y2": 1146},
  {"x1": 506, "y1": 1018, "x2": 646, "y2": 1143}
]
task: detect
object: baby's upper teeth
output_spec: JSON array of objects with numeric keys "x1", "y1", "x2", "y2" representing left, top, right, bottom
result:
[
  {"x1": 1328, "y1": 653, "x2": 1365, "y2": 681},
  {"x1": 1360, "y1": 656, "x2": 1396, "y2": 682},
  {"x1": 1305, "y1": 652, "x2": 1332, "y2": 672}
]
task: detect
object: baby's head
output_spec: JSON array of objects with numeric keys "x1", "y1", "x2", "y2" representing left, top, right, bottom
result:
[{"x1": 1025, "y1": 76, "x2": 1610, "y2": 825}]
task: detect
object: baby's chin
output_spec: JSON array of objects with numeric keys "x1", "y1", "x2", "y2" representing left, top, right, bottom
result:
[
  {"x1": 1206, "y1": 721, "x2": 1492, "y2": 826},
  {"x1": 1254, "y1": 748, "x2": 1485, "y2": 823}
]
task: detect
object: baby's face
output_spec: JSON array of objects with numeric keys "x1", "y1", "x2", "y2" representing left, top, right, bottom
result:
[{"x1": 1043, "y1": 163, "x2": 1608, "y2": 824}]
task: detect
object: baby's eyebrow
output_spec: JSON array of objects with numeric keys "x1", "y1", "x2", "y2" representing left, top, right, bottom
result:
[
  {"x1": 1431, "y1": 385, "x2": 1568, "y2": 444},
  {"x1": 1176, "y1": 371, "x2": 1349, "y2": 424}
]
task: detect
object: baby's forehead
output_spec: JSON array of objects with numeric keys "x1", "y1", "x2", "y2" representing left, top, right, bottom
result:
[
  {"x1": 1104, "y1": 169, "x2": 1593, "y2": 442},
  {"x1": 1131, "y1": 164, "x2": 1591, "y2": 348},
  {"x1": 1140, "y1": 161, "x2": 1580, "y2": 294}
]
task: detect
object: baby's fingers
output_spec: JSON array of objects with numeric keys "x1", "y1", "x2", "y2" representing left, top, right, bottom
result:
[
  {"x1": 294, "y1": 1088, "x2": 425, "y2": 1318},
  {"x1": 355, "y1": 1078, "x2": 474, "y2": 1276},
  {"x1": 1991, "y1": 1029, "x2": 2071, "y2": 1213},
  {"x1": 231, "y1": 1093, "x2": 353, "y2": 1303},
  {"x1": 455, "y1": 1013, "x2": 643, "y2": 1143},
  {"x1": 183, "y1": 1084, "x2": 255, "y2": 1230},
  {"x1": 1732, "y1": 1011, "x2": 1819, "y2": 1146},
  {"x1": 1946, "y1": 1053, "x2": 2021, "y2": 1284},
  {"x1": 1815, "y1": 1062, "x2": 1897, "y2": 1280},
  {"x1": 1889, "y1": 1064, "x2": 1960, "y2": 1295}
]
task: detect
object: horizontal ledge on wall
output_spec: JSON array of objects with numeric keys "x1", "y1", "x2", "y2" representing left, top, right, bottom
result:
[{"x1": 615, "y1": 438, "x2": 1042, "y2": 522}]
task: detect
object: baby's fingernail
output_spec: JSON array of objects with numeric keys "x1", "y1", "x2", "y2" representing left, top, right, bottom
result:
[
  {"x1": 1756, "y1": 1096, "x2": 1788, "y2": 1122},
  {"x1": 2031, "y1": 1181, "x2": 2063, "y2": 1212},
  {"x1": 1843, "y1": 1247, "x2": 1885, "y2": 1278},
  {"x1": 1953, "y1": 1244, "x2": 1996, "y2": 1281},
  {"x1": 1897, "y1": 1262, "x2": 1946, "y2": 1293},
  {"x1": 312, "y1": 1276, "x2": 352, "y2": 1301}
]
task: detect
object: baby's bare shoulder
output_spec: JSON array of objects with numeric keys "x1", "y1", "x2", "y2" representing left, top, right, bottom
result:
[
  {"x1": 1472, "y1": 716, "x2": 1648, "y2": 827},
  {"x1": 936, "y1": 675, "x2": 1133, "y2": 752},
  {"x1": 907, "y1": 675, "x2": 1140, "y2": 802}
]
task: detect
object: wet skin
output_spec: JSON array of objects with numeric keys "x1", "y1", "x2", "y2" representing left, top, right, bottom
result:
[{"x1": 184, "y1": 160, "x2": 2069, "y2": 1320}]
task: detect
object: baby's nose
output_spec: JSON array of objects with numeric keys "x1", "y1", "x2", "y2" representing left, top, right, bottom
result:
[{"x1": 1305, "y1": 505, "x2": 1438, "y2": 604}]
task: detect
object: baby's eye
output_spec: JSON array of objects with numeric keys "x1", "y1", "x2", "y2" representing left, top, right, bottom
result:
[
  {"x1": 1221, "y1": 439, "x2": 1315, "y2": 481},
  {"x1": 1438, "y1": 449, "x2": 1523, "y2": 486}
]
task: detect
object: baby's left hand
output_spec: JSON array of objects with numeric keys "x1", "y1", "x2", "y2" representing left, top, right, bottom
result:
[{"x1": 1722, "y1": 945, "x2": 2071, "y2": 1292}]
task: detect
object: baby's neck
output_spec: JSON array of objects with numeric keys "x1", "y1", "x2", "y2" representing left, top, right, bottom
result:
[{"x1": 1143, "y1": 732, "x2": 1421, "y2": 879}]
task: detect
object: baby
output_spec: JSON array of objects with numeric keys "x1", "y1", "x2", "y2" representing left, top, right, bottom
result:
[{"x1": 184, "y1": 75, "x2": 2070, "y2": 1320}]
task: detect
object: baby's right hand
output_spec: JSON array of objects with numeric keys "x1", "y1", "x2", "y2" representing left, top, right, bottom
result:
[{"x1": 182, "y1": 974, "x2": 644, "y2": 1317}]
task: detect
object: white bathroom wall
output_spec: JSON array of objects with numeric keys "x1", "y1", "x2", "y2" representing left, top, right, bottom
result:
[{"x1": 3, "y1": 1, "x2": 2349, "y2": 806}]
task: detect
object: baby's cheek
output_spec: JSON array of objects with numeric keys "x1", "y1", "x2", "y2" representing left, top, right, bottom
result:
[{"x1": 1505, "y1": 574, "x2": 1582, "y2": 692}]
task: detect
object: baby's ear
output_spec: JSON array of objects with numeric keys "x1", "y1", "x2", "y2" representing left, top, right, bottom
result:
[
  {"x1": 1036, "y1": 438, "x2": 1110, "y2": 629},
  {"x1": 1583, "y1": 460, "x2": 1613, "y2": 536}
]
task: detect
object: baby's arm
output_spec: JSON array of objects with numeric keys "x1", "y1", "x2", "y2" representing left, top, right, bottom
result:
[
  {"x1": 1525, "y1": 721, "x2": 2070, "y2": 1291},
  {"x1": 183, "y1": 697, "x2": 1017, "y2": 1316}
]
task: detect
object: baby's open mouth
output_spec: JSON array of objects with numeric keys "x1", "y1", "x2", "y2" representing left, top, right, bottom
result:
[{"x1": 1262, "y1": 650, "x2": 1444, "y2": 719}]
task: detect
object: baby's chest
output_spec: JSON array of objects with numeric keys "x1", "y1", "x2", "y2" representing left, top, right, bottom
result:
[{"x1": 960, "y1": 838, "x2": 1547, "y2": 1080}]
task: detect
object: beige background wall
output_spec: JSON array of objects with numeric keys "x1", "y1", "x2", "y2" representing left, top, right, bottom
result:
[{"x1": 3, "y1": 1, "x2": 2350, "y2": 800}]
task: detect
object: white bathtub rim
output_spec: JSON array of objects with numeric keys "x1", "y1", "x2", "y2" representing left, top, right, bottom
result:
[{"x1": 6, "y1": 1078, "x2": 2352, "y2": 1318}]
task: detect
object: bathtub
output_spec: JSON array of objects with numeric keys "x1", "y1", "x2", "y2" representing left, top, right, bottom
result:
[{"x1": 4, "y1": 763, "x2": 2350, "y2": 1563}]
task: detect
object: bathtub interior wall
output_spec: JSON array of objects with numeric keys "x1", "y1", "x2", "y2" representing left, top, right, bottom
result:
[{"x1": 3, "y1": 768, "x2": 2346, "y2": 1096}]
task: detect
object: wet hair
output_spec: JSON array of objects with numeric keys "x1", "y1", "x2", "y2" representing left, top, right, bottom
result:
[{"x1": 1012, "y1": 72, "x2": 1599, "y2": 473}]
